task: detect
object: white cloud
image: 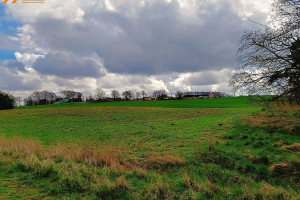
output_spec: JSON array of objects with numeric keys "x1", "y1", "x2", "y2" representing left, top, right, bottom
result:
[
  {"x1": 14, "y1": 52, "x2": 44, "y2": 67},
  {"x1": 6, "y1": 0, "x2": 85, "y2": 23}
]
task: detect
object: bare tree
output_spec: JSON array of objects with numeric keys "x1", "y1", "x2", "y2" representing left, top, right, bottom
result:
[
  {"x1": 135, "y1": 92, "x2": 141, "y2": 100},
  {"x1": 25, "y1": 91, "x2": 57, "y2": 105},
  {"x1": 231, "y1": 85, "x2": 238, "y2": 97},
  {"x1": 152, "y1": 89, "x2": 167, "y2": 100},
  {"x1": 41, "y1": 91, "x2": 57, "y2": 103},
  {"x1": 230, "y1": 0, "x2": 300, "y2": 104},
  {"x1": 15, "y1": 96, "x2": 21, "y2": 107},
  {"x1": 141, "y1": 90, "x2": 147, "y2": 98},
  {"x1": 61, "y1": 90, "x2": 76, "y2": 99},
  {"x1": 175, "y1": 91, "x2": 183, "y2": 99},
  {"x1": 141, "y1": 90, "x2": 147, "y2": 97},
  {"x1": 111, "y1": 90, "x2": 120, "y2": 100},
  {"x1": 93, "y1": 87, "x2": 106, "y2": 101},
  {"x1": 122, "y1": 90, "x2": 133, "y2": 101},
  {"x1": 24, "y1": 96, "x2": 34, "y2": 106},
  {"x1": 61, "y1": 90, "x2": 82, "y2": 102},
  {"x1": 86, "y1": 94, "x2": 94, "y2": 102}
]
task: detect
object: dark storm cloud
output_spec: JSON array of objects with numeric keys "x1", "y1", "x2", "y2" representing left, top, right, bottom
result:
[
  {"x1": 4, "y1": 60, "x2": 26, "y2": 72},
  {"x1": 33, "y1": 52, "x2": 105, "y2": 78},
  {"x1": 26, "y1": 0, "x2": 261, "y2": 77}
]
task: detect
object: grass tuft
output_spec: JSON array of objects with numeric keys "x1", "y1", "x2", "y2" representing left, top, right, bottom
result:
[
  {"x1": 144, "y1": 155, "x2": 186, "y2": 169},
  {"x1": 280, "y1": 143, "x2": 300, "y2": 152},
  {"x1": 269, "y1": 163, "x2": 295, "y2": 175}
]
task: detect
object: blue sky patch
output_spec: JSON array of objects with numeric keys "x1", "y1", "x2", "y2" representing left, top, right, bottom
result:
[
  {"x1": 0, "y1": 20, "x2": 22, "y2": 35},
  {"x1": 0, "y1": 50, "x2": 16, "y2": 60},
  {"x1": 0, "y1": 5, "x2": 21, "y2": 61},
  {"x1": 0, "y1": 5, "x2": 22, "y2": 35}
]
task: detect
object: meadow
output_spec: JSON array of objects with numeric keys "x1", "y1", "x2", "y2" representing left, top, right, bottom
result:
[{"x1": 0, "y1": 97, "x2": 299, "y2": 199}]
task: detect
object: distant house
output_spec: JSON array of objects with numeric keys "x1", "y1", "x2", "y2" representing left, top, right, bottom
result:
[
  {"x1": 183, "y1": 92, "x2": 210, "y2": 99},
  {"x1": 168, "y1": 97, "x2": 177, "y2": 100},
  {"x1": 182, "y1": 92, "x2": 225, "y2": 99},
  {"x1": 143, "y1": 97, "x2": 154, "y2": 101},
  {"x1": 209, "y1": 93, "x2": 217, "y2": 98},
  {"x1": 54, "y1": 99, "x2": 70, "y2": 104}
]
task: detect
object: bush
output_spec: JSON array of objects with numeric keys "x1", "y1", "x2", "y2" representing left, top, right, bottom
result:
[{"x1": 0, "y1": 90, "x2": 14, "y2": 110}]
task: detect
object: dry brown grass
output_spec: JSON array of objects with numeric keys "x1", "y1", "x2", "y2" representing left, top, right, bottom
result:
[
  {"x1": 145, "y1": 179, "x2": 171, "y2": 200},
  {"x1": 204, "y1": 180, "x2": 220, "y2": 192},
  {"x1": 243, "y1": 113, "x2": 294, "y2": 128},
  {"x1": 268, "y1": 103, "x2": 300, "y2": 113},
  {"x1": 0, "y1": 137, "x2": 44, "y2": 156},
  {"x1": 115, "y1": 176, "x2": 132, "y2": 190},
  {"x1": 49, "y1": 144, "x2": 126, "y2": 169},
  {"x1": 182, "y1": 173, "x2": 201, "y2": 192},
  {"x1": 243, "y1": 104, "x2": 300, "y2": 128},
  {"x1": 280, "y1": 143, "x2": 300, "y2": 152},
  {"x1": 269, "y1": 163, "x2": 294, "y2": 175},
  {"x1": 0, "y1": 136, "x2": 128, "y2": 170},
  {"x1": 144, "y1": 155, "x2": 186, "y2": 169},
  {"x1": 258, "y1": 182, "x2": 294, "y2": 200},
  {"x1": 0, "y1": 136, "x2": 188, "y2": 172}
]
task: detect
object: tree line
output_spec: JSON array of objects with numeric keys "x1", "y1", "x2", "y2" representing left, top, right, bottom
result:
[
  {"x1": 23, "y1": 89, "x2": 228, "y2": 106},
  {"x1": 0, "y1": 88, "x2": 230, "y2": 109}
]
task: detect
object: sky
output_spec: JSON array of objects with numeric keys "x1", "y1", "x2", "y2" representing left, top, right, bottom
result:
[{"x1": 0, "y1": 0, "x2": 273, "y2": 98}]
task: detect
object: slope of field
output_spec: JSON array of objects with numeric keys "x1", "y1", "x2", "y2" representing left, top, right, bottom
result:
[
  {"x1": 0, "y1": 97, "x2": 299, "y2": 199},
  {"x1": 17, "y1": 96, "x2": 255, "y2": 109}
]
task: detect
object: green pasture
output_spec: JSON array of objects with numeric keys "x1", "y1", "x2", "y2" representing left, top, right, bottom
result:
[{"x1": 0, "y1": 97, "x2": 299, "y2": 199}]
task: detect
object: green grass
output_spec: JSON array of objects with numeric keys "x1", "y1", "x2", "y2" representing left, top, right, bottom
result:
[
  {"x1": 1, "y1": 106, "x2": 255, "y2": 150},
  {"x1": 0, "y1": 167, "x2": 48, "y2": 200},
  {"x1": 0, "y1": 97, "x2": 299, "y2": 199},
  {"x1": 17, "y1": 96, "x2": 255, "y2": 109}
]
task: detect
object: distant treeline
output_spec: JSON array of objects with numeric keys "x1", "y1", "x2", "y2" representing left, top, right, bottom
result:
[
  {"x1": 0, "y1": 88, "x2": 232, "y2": 108},
  {"x1": 22, "y1": 89, "x2": 231, "y2": 106}
]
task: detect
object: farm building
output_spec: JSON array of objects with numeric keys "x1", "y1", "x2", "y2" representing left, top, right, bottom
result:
[
  {"x1": 183, "y1": 92, "x2": 210, "y2": 99},
  {"x1": 54, "y1": 99, "x2": 70, "y2": 104},
  {"x1": 143, "y1": 97, "x2": 155, "y2": 101},
  {"x1": 183, "y1": 92, "x2": 223, "y2": 99}
]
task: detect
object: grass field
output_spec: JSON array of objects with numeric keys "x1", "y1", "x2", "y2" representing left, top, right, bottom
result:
[{"x1": 0, "y1": 97, "x2": 299, "y2": 199}]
